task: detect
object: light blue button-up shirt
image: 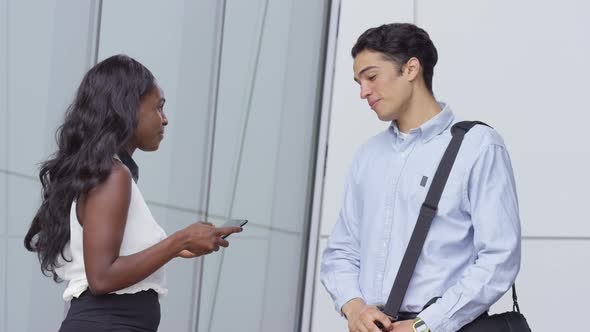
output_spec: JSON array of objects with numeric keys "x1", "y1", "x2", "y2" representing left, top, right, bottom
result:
[{"x1": 320, "y1": 103, "x2": 521, "y2": 332}]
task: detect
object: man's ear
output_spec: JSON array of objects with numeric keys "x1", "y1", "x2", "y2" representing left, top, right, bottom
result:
[{"x1": 404, "y1": 57, "x2": 421, "y2": 82}]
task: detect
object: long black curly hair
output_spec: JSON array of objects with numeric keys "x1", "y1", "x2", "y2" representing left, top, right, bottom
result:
[{"x1": 24, "y1": 54, "x2": 156, "y2": 281}]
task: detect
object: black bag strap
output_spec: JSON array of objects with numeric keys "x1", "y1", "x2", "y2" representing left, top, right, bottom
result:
[{"x1": 382, "y1": 121, "x2": 521, "y2": 319}]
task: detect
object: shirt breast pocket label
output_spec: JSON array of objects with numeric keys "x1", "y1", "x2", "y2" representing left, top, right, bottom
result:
[{"x1": 420, "y1": 176, "x2": 428, "y2": 187}]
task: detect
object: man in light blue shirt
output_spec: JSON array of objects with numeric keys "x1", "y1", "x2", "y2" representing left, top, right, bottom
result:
[{"x1": 320, "y1": 23, "x2": 521, "y2": 332}]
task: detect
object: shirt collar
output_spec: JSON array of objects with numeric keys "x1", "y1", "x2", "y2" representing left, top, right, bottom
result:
[
  {"x1": 389, "y1": 101, "x2": 455, "y2": 143},
  {"x1": 117, "y1": 150, "x2": 139, "y2": 183}
]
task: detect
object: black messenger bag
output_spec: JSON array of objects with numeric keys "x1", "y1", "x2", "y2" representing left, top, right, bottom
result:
[{"x1": 379, "y1": 121, "x2": 532, "y2": 332}]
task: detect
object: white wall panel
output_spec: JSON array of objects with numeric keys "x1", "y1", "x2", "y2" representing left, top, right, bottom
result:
[
  {"x1": 491, "y1": 239, "x2": 590, "y2": 330},
  {"x1": 417, "y1": 0, "x2": 590, "y2": 237}
]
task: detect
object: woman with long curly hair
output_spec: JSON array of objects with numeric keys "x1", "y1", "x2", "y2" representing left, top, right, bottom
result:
[{"x1": 24, "y1": 54, "x2": 242, "y2": 332}]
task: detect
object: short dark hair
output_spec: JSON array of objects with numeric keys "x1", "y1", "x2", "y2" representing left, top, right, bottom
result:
[{"x1": 351, "y1": 23, "x2": 438, "y2": 94}]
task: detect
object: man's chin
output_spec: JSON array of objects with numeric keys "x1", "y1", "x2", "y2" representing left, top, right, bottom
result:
[{"x1": 375, "y1": 111, "x2": 397, "y2": 122}]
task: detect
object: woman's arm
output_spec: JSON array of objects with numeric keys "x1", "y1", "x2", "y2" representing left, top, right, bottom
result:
[{"x1": 80, "y1": 162, "x2": 240, "y2": 295}]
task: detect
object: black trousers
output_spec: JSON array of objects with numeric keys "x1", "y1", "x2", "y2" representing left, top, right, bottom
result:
[{"x1": 59, "y1": 289, "x2": 160, "y2": 332}]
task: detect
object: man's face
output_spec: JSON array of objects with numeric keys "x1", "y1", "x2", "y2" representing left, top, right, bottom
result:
[{"x1": 353, "y1": 50, "x2": 412, "y2": 122}]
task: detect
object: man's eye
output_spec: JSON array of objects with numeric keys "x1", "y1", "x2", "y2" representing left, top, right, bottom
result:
[{"x1": 369, "y1": 75, "x2": 377, "y2": 81}]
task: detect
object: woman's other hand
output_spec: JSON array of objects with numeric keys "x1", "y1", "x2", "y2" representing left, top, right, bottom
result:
[
  {"x1": 179, "y1": 222, "x2": 242, "y2": 257},
  {"x1": 177, "y1": 249, "x2": 198, "y2": 258}
]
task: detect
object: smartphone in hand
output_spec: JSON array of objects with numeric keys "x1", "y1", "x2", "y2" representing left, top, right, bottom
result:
[{"x1": 220, "y1": 219, "x2": 248, "y2": 239}]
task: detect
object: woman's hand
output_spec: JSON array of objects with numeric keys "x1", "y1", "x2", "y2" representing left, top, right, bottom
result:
[
  {"x1": 177, "y1": 249, "x2": 198, "y2": 258},
  {"x1": 179, "y1": 221, "x2": 242, "y2": 257}
]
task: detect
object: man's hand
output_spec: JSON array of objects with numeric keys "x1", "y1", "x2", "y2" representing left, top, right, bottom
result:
[
  {"x1": 342, "y1": 298, "x2": 393, "y2": 332},
  {"x1": 391, "y1": 320, "x2": 414, "y2": 332}
]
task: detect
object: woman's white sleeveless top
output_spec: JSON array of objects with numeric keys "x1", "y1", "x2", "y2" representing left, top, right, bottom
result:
[{"x1": 56, "y1": 167, "x2": 168, "y2": 301}]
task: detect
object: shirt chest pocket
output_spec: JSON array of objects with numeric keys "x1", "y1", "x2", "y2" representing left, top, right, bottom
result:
[
  {"x1": 404, "y1": 166, "x2": 464, "y2": 211},
  {"x1": 399, "y1": 163, "x2": 463, "y2": 206}
]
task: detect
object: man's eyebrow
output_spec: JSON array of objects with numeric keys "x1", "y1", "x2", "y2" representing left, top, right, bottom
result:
[{"x1": 353, "y1": 65, "x2": 379, "y2": 83}]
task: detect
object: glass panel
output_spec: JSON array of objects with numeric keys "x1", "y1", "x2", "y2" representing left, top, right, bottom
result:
[
  {"x1": 6, "y1": 238, "x2": 66, "y2": 332},
  {"x1": 6, "y1": 0, "x2": 94, "y2": 178},
  {"x1": 0, "y1": 175, "x2": 5, "y2": 236},
  {"x1": 0, "y1": 239, "x2": 5, "y2": 332},
  {"x1": 0, "y1": 1, "x2": 6, "y2": 237},
  {"x1": 7, "y1": 177, "x2": 39, "y2": 237},
  {"x1": 1, "y1": 1, "x2": 95, "y2": 331},
  {"x1": 198, "y1": 0, "x2": 330, "y2": 330},
  {"x1": 98, "y1": 1, "x2": 221, "y2": 331}
]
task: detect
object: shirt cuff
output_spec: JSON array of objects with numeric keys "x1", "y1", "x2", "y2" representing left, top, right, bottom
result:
[
  {"x1": 334, "y1": 280, "x2": 364, "y2": 316},
  {"x1": 418, "y1": 303, "x2": 451, "y2": 332}
]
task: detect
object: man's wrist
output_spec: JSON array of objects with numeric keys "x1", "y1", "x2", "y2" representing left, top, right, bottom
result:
[
  {"x1": 341, "y1": 298, "x2": 365, "y2": 318},
  {"x1": 413, "y1": 317, "x2": 430, "y2": 332}
]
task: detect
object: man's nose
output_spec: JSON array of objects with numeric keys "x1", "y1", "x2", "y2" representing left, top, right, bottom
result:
[{"x1": 360, "y1": 83, "x2": 371, "y2": 99}]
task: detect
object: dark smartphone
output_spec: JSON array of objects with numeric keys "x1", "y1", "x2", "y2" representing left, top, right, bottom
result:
[{"x1": 220, "y1": 219, "x2": 248, "y2": 239}]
